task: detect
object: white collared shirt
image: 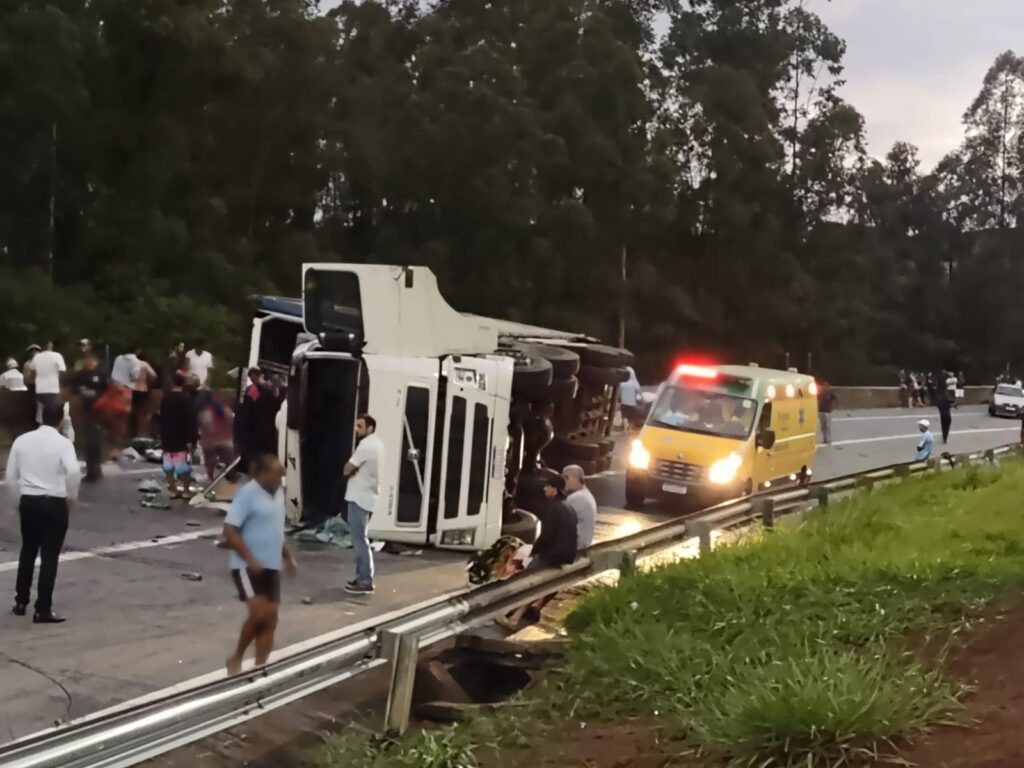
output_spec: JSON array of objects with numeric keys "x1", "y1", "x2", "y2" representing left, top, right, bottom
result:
[
  {"x1": 345, "y1": 433, "x2": 384, "y2": 512},
  {"x1": 32, "y1": 350, "x2": 66, "y2": 395},
  {"x1": 5, "y1": 426, "x2": 81, "y2": 500}
]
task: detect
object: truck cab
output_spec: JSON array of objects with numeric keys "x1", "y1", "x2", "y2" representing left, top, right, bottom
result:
[{"x1": 239, "y1": 263, "x2": 632, "y2": 552}]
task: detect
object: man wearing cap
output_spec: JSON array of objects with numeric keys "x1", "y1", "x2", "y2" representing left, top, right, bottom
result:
[
  {"x1": 916, "y1": 419, "x2": 934, "y2": 461},
  {"x1": 497, "y1": 475, "x2": 578, "y2": 629},
  {"x1": 0, "y1": 358, "x2": 26, "y2": 391}
]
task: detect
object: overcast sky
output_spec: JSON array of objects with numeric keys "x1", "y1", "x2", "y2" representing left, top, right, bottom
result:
[{"x1": 811, "y1": 0, "x2": 1024, "y2": 169}]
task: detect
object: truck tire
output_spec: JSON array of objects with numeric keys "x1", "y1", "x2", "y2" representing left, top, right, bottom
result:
[
  {"x1": 576, "y1": 459, "x2": 599, "y2": 476},
  {"x1": 579, "y1": 365, "x2": 630, "y2": 387},
  {"x1": 531, "y1": 344, "x2": 580, "y2": 380},
  {"x1": 550, "y1": 437, "x2": 603, "y2": 461},
  {"x1": 511, "y1": 351, "x2": 553, "y2": 400},
  {"x1": 546, "y1": 375, "x2": 578, "y2": 401},
  {"x1": 577, "y1": 343, "x2": 634, "y2": 368},
  {"x1": 502, "y1": 508, "x2": 539, "y2": 544}
]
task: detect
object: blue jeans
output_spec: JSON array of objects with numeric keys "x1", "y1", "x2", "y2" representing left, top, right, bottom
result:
[{"x1": 347, "y1": 502, "x2": 374, "y2": 587}]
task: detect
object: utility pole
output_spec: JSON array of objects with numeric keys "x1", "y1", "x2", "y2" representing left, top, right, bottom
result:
[
  {"x1": 618, "y1": 244, "x2": 627, "y2": 349},
  {"x1": 48, "y1": 120, "x2": 57, "y2": 281}
]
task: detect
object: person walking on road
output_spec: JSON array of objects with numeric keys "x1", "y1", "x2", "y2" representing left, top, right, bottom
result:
[
  {"x1": 236, "y1": 368, "x2": 278, "y2": 475},
  {"x1": 7, "y1": 403, "x2": 81, "y2": 623},
  {"x1": 936, "y1": 391, "x2": 953, "y2": 445},
  {"x1": 164, "y1": 341, "x2": 186, "y2": 390},
  {"x1": 562, "y1": 465, "x2": 596, "y2": 550},
  {"x1": 916, "y1": 419, "x2": 934, "y2": 461},
  {"x1": 944, "y1": 371, "x2": 958, "y2": 409},
  {"x1": 71, "y1": 356, "x2": 108, "y2": 482},
  {"x1": 817, "y1": 380, "x2": 838, "y2": 445},
  {"x1": 223, "y1": 454, "x2": 296, "y2": 675},
  {"x1": 159, "y1": 373, "x2": 198, "y2": 500},
  {"x1": 31, "y1": 342, "x2": 66, "y2": 423},
  {"x1": 129, "y1": 351, "x2": 157, "y2": 438},
  {"x1": 343, "y1": 414, "x2": 384, "y2": 595}
]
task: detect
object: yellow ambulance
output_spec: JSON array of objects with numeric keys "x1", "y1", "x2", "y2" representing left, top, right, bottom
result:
[{"x1": 625, "y1": 364, "x2": 819, "y2": 508}]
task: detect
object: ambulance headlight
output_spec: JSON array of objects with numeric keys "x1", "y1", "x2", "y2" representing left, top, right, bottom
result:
[
  {"x1": 628, "y1": 440, "x2": 651, "y2": 470},
  {"x1": 709, "y1": 453, "x2": 742, "y2": 485}
]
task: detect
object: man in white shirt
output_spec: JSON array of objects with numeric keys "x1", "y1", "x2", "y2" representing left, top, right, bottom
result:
[
  {"x1": 186, "y1": 340, "x2": 214, "y2": 389},
  {"x1": 31, "y1": 342, "x2": 66, "y2": 421},
  {"x1": 342, "y1": 414, "x2": 384, "y2": 594},
  {"x1": 562, "y1": 464, "x2": 597, "y2": 550},
  {"x1": 7, "y1": 403, "x2": 81, "y2": 623},
  {"x1": 0, "y1": 358, "x2": 26, "y2": 391},
  {"x1": 110, "y1": 350, "x2": 141, "y2": 388}
]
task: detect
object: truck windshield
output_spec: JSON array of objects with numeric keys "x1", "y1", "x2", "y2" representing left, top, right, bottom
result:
[{"x1": 648, "y1": 386, "x2": 758, "y2": 440}]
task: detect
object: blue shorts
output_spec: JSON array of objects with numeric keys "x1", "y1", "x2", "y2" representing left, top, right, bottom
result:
[{"x1": 163, "y1": 451, "x2": 191, "y2": 476}]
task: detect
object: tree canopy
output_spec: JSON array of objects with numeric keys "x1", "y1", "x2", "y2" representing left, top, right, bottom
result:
[{"x1": 0, "y1": 0, "x2": 1019, "y2": 383}]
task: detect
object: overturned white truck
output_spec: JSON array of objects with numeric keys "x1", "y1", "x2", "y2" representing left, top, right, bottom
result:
[{"x1": 246, "y1": 264, "x2": 633, "y2": 551}]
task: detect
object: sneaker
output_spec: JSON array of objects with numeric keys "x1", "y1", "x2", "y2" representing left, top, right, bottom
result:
[{"x1": 344, "y1": 583, "x2": 375, "y2": 595}]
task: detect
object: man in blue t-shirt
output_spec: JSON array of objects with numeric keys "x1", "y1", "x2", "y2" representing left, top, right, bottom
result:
[
  {"x1": 916, "y1": 419, "x2": 934, "y2": 462},
  {"x1": 222, "y1": 454, "x2": 296, "y2": 675}
]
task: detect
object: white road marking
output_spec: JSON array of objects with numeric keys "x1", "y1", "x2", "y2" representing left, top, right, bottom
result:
[
  {"x1": 834, "y1": 411, "x2": 987, "y2": 423},
  {"x1": 0, "y1": 527, "x2": 221, "y2": 572},
  {"x1": 831, "y1": 427, "x2": 1018, "y2": 448}
]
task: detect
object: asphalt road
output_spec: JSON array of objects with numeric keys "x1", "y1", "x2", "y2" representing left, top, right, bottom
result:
[{"x1": 0, "y1": 404, "x2": 1016, "y2": 745}]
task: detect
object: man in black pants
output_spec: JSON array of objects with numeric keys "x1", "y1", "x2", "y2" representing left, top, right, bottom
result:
[
  {"x1": 7, "y1": 403, "x2": 81, "y2": 623},
  {"x1": 937, "y1": 391, "x2": 953, "y2": 445}
]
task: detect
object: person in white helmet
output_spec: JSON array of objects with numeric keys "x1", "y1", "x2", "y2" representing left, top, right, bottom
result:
[
  {"x1": 0, "y1": 358, "x2": 27, "y2": 391},
  {"x1": 915, "y1": 419, "x2": 934, "y2": 462}
]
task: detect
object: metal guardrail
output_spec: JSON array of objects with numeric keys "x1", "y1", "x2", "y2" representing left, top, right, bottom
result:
[{"x1": 0, "y1": 443, "x2": 1019, "y2": 768}]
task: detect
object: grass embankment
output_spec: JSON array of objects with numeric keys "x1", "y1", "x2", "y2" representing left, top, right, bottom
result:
[{"x1": 319, "y1": 462, "x2": 1024, "y2": 767}]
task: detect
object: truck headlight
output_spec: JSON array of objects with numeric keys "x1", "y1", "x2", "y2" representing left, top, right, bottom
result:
[
  {"x1": 628, "y1": 439, "x2": 651, "y2": 470},
  {"x1": 708, "y1": 453, "x2": 742, "y2": 485}
]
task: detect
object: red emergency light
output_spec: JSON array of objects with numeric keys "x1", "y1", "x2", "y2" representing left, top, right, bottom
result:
[{"x1": 675, "y1": 363, "x2": 718, "y2": 380}]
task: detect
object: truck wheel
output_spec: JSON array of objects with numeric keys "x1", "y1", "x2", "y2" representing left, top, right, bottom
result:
[
  {"x1": 625, "y1": 479, "x2": 646, "y2": 509},
  {"x1": 550, "y1": 437, "x2": 603, "y2": 461},
  {"x1": 579, "y1": 365, "x2": 630, "y2": 387},
  {"x1": 502, "y1": 508, "x2": 539, "y2": 544},
  {"x1": 511, "y1": 349, "x2": 553, "y2": 400},
  {"x1": 546, "y1": 375, "x2": 578, "y2": 401},
  {"x1": 531, "y1": 344, "x2": 580, "y2": 380},
  {"x1": 577, "y1": 343, "x2": 634, "y2": 368}
]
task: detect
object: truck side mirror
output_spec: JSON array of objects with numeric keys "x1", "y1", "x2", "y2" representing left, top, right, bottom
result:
[{"x1": 756, "y1": 429, "x2": 776, "y2": 450}]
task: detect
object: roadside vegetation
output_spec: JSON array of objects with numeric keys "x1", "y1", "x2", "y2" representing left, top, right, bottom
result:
[{"x1": 319, "y1": 461, "x2": 1024, "y2": 767}]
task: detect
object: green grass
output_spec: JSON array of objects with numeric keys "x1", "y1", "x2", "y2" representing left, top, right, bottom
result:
[{"x1": 319, "y1": 461, "x2": 1024, "y2": 768}]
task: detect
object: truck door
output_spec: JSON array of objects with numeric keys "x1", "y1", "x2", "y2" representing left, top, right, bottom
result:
[{"x1": 433, "y1": 358, "x2": 500, "y2": 549}]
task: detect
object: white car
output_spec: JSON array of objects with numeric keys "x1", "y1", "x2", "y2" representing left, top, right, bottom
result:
[{"x1": 989, "y1": 384, "x2": 1024, "y2": 418}]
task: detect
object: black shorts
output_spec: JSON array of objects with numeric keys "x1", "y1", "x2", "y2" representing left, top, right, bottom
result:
[{"x1": 231, "y1": 568, "x2": 281, "y2": 604}]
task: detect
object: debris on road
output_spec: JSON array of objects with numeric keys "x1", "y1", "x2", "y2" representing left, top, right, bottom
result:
[
  {"x1": 137, "y1": 480, "x2": 162, "y2": 493},
  {"x1": 295, "y1": 516, "x2": 351, "y2": 547},
  {"x1": 181, "y1": 572, "x2": 203, "y2": 582},
  {"x1": 185, "y1": 520, "x2": 202, "y2": 527},
  {"x1": 141, "y1": 499, "x2": 171, "y2": 510},
  {"x1": 121, "y1": 447, "x2": 143, "y2": 462},
  {"x1": 301, "y1": 596, "x2": 314, "y2": 605}
]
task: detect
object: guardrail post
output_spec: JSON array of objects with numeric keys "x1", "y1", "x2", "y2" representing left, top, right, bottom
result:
[
  {"x1": 691, "y1": 520, "x2": 713, "y2": 555},
  {"x1": 895, "y1": 465, "x2": 910, "y2": 479},
  {"x1": 810, "y1": 486, "x2": 829, "y2": 508},
  {"x1": 930, "y1": 457, "x2": 941, "y2": 473},
  {"x1": 618, "y1": 549, "x2": 638, "y2": 576},
  {"x1": 984, "y1": 449, "x2": 996, "y2": 464},
  {"x1": 857, "y1": 476, "x2": 875, "y2": 492},
  {"x1": 754, "y1": 497, "x2": 776, "y2": 529},
  {"x1": 382, "y1": 630, "x2": 419, "y2": 736}
]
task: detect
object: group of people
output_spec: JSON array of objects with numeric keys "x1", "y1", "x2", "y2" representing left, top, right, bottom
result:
[{"x1": 899, "y1": 369, "x2": 963, "y2": 409}]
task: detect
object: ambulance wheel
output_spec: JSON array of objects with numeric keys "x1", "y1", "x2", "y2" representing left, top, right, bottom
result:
[
  {"x1": 577, "y1": 343, "x2": 634, "y2": 368},
  {"x1": 502, "y1": 508, "x2": 539, "y2": 545},
  {"x1": 625, "y1": 479, "x2": 646, "y2": 509}
]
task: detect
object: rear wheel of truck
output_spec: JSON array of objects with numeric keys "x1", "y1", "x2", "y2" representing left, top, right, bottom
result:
[
  {"x1": 510, "y1": 345, "x2": 554, "y2": 400},
  {"x1": 578, "y1": 364, "x2": 630, "y2": 387},
  {"x1": 532, "y1": 344, "x2": 581, "y2": 380},
  {"x1": 576, "y1": 343, "x2": 634, "y2": 368}
]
